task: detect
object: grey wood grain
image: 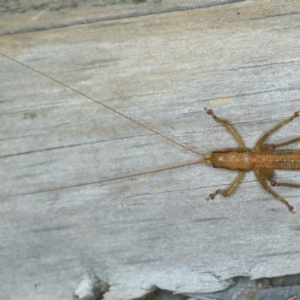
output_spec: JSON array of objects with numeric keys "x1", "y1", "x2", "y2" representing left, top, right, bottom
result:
[
  {"x1": 0, "y1": 0, "x2": 243, "y2": 35},
  {"x1": 1, "y1": 1, "x2": 300, "y2": 299}
]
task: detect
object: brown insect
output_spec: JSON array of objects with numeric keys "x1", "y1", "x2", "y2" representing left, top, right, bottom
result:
[
  {"x1": 201, "y1": 108, "x2": 300, "y2": 213},
  {"x1": 2, "y1": 53, "x2": 300, "y2": 213}
]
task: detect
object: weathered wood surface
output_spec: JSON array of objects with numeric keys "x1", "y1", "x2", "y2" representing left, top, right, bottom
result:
[{"x1": 2, "y1": 0, "x2": 300, "y2": 299}]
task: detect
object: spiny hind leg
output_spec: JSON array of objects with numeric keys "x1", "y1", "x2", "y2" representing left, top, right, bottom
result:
[
  {"x1": 207, "y1": 171, "x2": 245, "y2": 200},
  {"x1": 269, "y1": 136, "x2": 300, "y2": 150},
  {"x1": 260, "y1": 168, "x2": 300, "y2": 189},
  {"x1": 271, "y1": 180, "x2": 300, "y2": 188},
  {"x1": 254, "y1": 170, "x2": 295, "y2": 213},
  {"x1": 204, "y1": 108, "x2": 245, "y2": 148},
  {"x1": 260, "y1": 169, "x2": 275, "y2": 181},
  {"x1": 255, "y1": 111, "x2": 300, "y2": 150}
]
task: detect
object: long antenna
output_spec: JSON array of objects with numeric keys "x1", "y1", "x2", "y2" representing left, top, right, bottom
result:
[
  {"x1": 0, "y1": 53, "x2": 207, "y2": 159},
  {"x1": 1, "y1": 160, "x2": 206, "y2": 198}
]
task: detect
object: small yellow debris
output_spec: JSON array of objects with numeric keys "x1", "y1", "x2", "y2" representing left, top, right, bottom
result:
[{"x1": 210, "y1": 97, "x2": 233, "y2": 105}]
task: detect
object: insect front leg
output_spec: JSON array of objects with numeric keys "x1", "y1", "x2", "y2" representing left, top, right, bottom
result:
[
  {"x1": 254, "y1": 170, "x2": 295, "y2": 213},
  {"x1": 255, "y1": 111, "x2": 300, "y2": 150},
  {"x1": 204, "y1": 108, "x2": 246, "y2": 148},
  {"x1": 207, "y1": 171, "x2": 245, "y2": 200}
]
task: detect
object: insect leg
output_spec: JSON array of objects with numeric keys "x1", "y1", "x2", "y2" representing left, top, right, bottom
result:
[
  {"x1": 206, "y1": 171, "x2": 245, "y2": 200},
  {"x1": 204, "y1": 108, "x2": 245, "y2": 148},
  {"x1": 259, "y1": 169, "x2": 275, "y2": 181},
  {"x1": 255, "y1": 111, "x2": 300, "y2": 150},
  {"x1": 271, "y1": 180, "x2": 300, "y2": 188},
  {"x1": 254, "y1": 170, "x2": 295, "y2": 213},
  {"x1": 269, "y1": 136, "x2": 300, "y2": 150},
  {"x1": 261, "y1": 168, "x2": 300, "y2": 190}
]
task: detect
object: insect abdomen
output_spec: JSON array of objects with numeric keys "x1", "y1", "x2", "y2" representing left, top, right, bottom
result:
[
  {"x1": 256, "y1": 150, "x2": 300, "y2": 170},
  {"x1": 210, "y1": 149, "x2": 300, "y2": 170}
]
